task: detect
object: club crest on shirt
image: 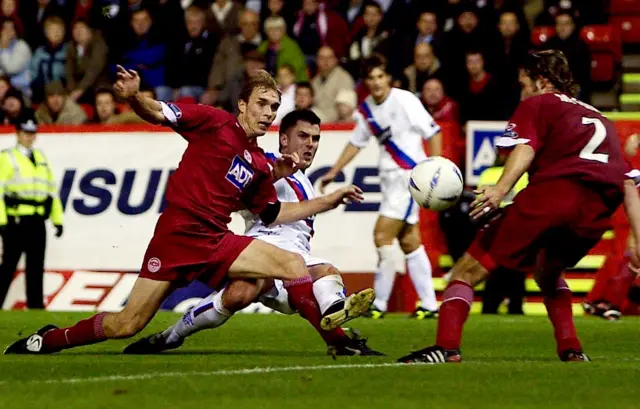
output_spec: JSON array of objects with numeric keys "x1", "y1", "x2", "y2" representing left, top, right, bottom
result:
[
  {"x1": 244, "y1": 150, "x2": 252, "y2": 163},
  {"x1": 226, "y1": 155, "x2": 254, "y2": 190}
]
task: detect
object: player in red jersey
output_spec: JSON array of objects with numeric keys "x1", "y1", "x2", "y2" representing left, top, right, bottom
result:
[
  {"x1": 398, "y1": 50, "x2": 640, "y2": 364},
  {"x1": 4, "y1": 67, "x2": 366, "y2": 355}
]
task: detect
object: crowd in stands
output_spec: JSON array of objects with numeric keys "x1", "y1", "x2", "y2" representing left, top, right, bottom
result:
[{"x1": 0, "y1": 0, "x2": 609, "y2": 127}]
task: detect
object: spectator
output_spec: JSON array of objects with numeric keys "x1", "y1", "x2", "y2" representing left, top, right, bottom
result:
[
  {"x1": 19, "y1": 0, "x2": 64, "y2": 49},
  {"x1": 93, "y1": 86, "x2": 148, "y2": 124},
  {"x1": 2, "y1": 0, "x2": 23, "y2": 36},
  {"x1": 416, "y1": 10, "x2": 442, "y2": 53},
  {"x1": 36, "y1": 81, "x2": 87, "y2": 125},
  {"x1": 402, "y1": 43, "x2": 443, "y2": 96},
  {"x1": 422, "y1": 78, "x2": 459, "y2": 123},
  {"x1": 218, "y1": 49, "x2": 266, "y2": 114},
  {"x1": 205, "y1": 0, "x2": 242, "y2": 38},
  {"x1": 336, "y1": 0, "x2": 366, "y2": 38},
  {"x1": 258, "y1": 16, "x2": 308, "y2": 83},
  {"x1": 292, "y1": 0, "x2": 350, "y2": 64},
  {"x1": 459, "y1": 50, "x2": 503, "y2": 123},
  {"x1": 66, "y1": 19, "x2": 108, "y2": 104},
  {"x1": 120, "y1": 9, "x2": 171, "y2": 101},
  {"x1": 73, "y1": 0, "x2": 92, "y2": 22},
  {"x1": 0, "y1": 73, "x2": 9, "y2": 100},
  {"x1": 204, "y1": 9, "x2": 262, "y2": 106},
  {"x1": 545, "y1": 11, "x2": 591, "y2": 102},
  {"x1": 495, "y1": 10, "x2": 530, "y2": 116},
  {"x1": 0, "y1": 18, "x2": 31, "y2": 96},
  {"x1": 295, "y1": 81, "x2": 314, "y2": 110},
  {"x1": 273, "y1": 63, "x2": 296, "y2": 125},
  {"x1": 167, "y1": 6, "x2": 217, "y2": 102},
  {"x1": 347, "y1": 2, "x2": 390, "y2": 78},
  {"x1": 260, "y1": 0, "x2": 296, "y2": 34},
  {"x1": 335, "y1": 88, "x2": 357, "y2": 123},
  {"x1": 1, "y1": 86, "x2": 24, "y2": 124},
  {"x1": 311, "y1": 45, "x2": 354, "y2": 123},
  {"x1": 30, "y1": 15, "x2": 68, "y2": 103},
  {"x1": 35, "y1": 80, "x2": 86, "y2": 124}
]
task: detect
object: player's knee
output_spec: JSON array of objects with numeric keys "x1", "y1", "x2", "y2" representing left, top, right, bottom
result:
[
  {"x1": 223, "y1": 281, "x2": 260, "y2": 312},
  {"x1": 399, "y1": 233, "x2": 421, "y2": 254},
  {"x1": 279, "y1": 252, "x2": 307, "y2": 280}
]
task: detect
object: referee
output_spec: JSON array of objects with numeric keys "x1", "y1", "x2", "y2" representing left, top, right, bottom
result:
[{"x1": 0, "y1": 113, "x2": 63, "y2": 309}]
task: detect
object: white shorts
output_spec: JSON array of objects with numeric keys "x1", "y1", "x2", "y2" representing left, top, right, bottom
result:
[
  {"x1": 250, "y1": 236, "x2": 331, "y2": 267},
  {"x1": 379, "y1": 168, "x2": 419, "y2": 225}
]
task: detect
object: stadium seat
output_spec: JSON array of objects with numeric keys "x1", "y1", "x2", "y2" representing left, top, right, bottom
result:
[
  {"x1": 80, "y1": 104, "x2": 94, "y2": 120},
  {"x1": 611, "y1": 0, "x2": 640, "y2": 15},
  {"x1": 590, "y1": 53, "x2": 615, "y2": 82},
  {"x1": 581, "y1": 25, "x2": 623, "y2": 61},
  {"x1": 611, "y1": 16, "x2": 640, "y2": 44},
  {"x1": 531, "y1": 26, "x2": 555, "y2": 47}
]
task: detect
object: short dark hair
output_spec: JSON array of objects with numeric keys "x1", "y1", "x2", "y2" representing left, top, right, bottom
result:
[
  {"x1": 522, "y1": 50, "x2": 580, "y2": 97},
  {"x1": 95, "y1": 87, "x2": 115, "y2": 101},
  {"x1": 364, "y1": 0, "x2": 383, "y2": 15},
  {"x1": 360, "y1": 53, "x2": 388, "y2": 79},
  {"x1": 279, "y1": 109, "x2": 321, "y2": 152},
  {"x1": 295, "y1": 81, "x2": 314, "y2": 96},
  {"x1": 239, "y1": 69, "x2": 280, "y2": 103}
]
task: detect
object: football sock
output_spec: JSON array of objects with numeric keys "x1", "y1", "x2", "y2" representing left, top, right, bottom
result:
[
  {"x1": 544, "y1": 277, "x2": 582, "y2": 355},
  {"x1": 285, "y1": 276, "x2": 347, "y2": 345},
  {"x1": 312, "y1": 275, "x2": 347, "y2": 315},
  {"x1": 373, "y1": 245, "x2": 396, "y2": 312},
  {"x1": 435, "y1": 280, "x2": 474, "y2": 350},
  {"x1": 42, "y1": 312, "x2": 107, "y2": 352},
  {"x1": 406, "y1": 246, "x2": 438, "y2": 311},
  {"x1": 164, "y1": 290, "x2": 232, "y2": 344}
]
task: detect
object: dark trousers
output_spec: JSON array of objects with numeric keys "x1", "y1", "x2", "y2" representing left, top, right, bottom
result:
[{"x1": 0, "y1": 216, "x2": 47, "y2": 309}]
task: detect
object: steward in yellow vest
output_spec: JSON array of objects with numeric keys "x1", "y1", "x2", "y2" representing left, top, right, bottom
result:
[{"x1": 0, "y1": 115, "x2": 63, "y2": 309}]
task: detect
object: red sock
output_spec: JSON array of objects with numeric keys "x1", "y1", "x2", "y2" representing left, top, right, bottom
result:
[
  {"x1": 42, "y1": 313, "x2": 107, "y2": 352},
  {"x1": 285, "y1": 277, "x2": 346, "y2": 345},
  {"x1": 436, "y1": 280, "x2": 473, "y2": 350},
  {"x1": 604, "y1": 258, "x2": 635, "y2": 309},
  {"x1": 586, "y1": 256, "x2": 617, "y2": 303},
  {"x1": 544, "y1": 278, "x2": 581, "y2": 355}
]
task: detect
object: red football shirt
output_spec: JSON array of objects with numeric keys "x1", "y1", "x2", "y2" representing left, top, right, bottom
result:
[
  {"x1": 161, "y1": 102, "x2": 278, "y2": 230},
  {"x1": 497, "y1": 93, "x2": 629, "y2": 189}
]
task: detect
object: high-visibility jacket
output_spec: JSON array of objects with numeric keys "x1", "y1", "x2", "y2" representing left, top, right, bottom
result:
[
  {"x1": 0, "y1": 146, "x2": 63, "y2": 226},
  {"x1": 478, "y1": 166, "x2": 529, "y2": 207}
]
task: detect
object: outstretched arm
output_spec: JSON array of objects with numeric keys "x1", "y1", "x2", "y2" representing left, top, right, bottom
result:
[
  {"x1": 318, "y1": 143, "x2": 361, "y2": 193},
  {"x1": 114, "y1": 65, "x2": 165, "y2": 125},
  {"x1": 267, "y1": 185, "x2": 363, "y2": 226}
]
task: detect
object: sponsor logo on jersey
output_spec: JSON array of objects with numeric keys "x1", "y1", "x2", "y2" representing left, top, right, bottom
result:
[
  {"x1": 225, "y1": 155, "x2": 255, "y2": 190},
  {"x1": 166, "y1": 103, "x2": 182, "y2": 119}
]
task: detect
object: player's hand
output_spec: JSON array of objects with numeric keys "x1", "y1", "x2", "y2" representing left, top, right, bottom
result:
[
  {"x1": 114, "y1": 65, "x2": 141, "y2": 99},
  {"x1": 272, "y1": 153, "x2": 299, "y2": 180},
  {"x1": 326, "y1": 185, "x2": 364, "y2": 208},
  {"x1": 469, "y1": 186, "x2": 505, "y2": 221},
  {"x1": 625, "y1": 134, "x2": 639, "y2": 157},
  {"x1": 318, "y1": 170, "x2": 338, "y2": 194}
]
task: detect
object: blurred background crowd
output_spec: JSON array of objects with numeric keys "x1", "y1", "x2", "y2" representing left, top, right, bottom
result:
[{"x1": 0, "y1": 0, "x2": 617, "y2": 128}]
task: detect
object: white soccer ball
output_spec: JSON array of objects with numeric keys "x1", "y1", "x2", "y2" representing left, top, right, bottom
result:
[{"x1": 409, "y1": 157, "x2": 464, "y2": 211}]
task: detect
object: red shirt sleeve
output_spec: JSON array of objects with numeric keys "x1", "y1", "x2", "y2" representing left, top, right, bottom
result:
[
  {"x1": 243, "y1": 172, "x2": 279, "y2": 215},
  {"x1": 161, "y1": 102, "x2": 233, "y2": 142},
  {"x1": 495, "y1": 97, "x2": 542, "y2": 152}
]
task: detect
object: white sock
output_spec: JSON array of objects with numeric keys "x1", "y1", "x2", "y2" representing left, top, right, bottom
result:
[
  {"x1": 163, "y1": 289, "x2": 232, "y2": 344},
  {"x1": 259, "y1": 280, "x2": 296, "y2": 315},
  {"x1": 312, "y1": 275, "x2": 346, "y2": 314},
  {"x1": 406, "y1": 246, "x2": 438, "y2": 311},
  {"x1": 373, "y1": 245, "x2": 396, "y2": 312}
]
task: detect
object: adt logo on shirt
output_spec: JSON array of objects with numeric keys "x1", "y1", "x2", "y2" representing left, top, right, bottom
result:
[{"x1": 226, "y1": 155, "x2": 254, "y2": 190}]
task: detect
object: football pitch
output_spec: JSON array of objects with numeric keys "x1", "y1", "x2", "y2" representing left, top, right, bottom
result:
[{"x1": 0, "y1": 312, "x2": 638, "y2": 409}]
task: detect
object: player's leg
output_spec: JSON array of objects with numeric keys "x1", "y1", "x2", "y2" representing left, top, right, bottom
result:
[
  {"x1": 227, "y1": 239, "x2": 357, "y2": 341},
  {"x1": 367, "y1": 215, "x2": 405, "y2": 317},
  {"x1": 5, "y1": 277, "x2": 174, "y2": 354},
  {"x1": 306, "y1": 263, "x2": 374, "y2": 330},
  {"x1": 124, "y1": 279, "x2": 270, "y2": 354},
  {"x1": 601, "y1": 257, "x2": 635, "y2": 320},
  {"x1": 398, "y1": 222, "x2": 438, "y2": 318}
]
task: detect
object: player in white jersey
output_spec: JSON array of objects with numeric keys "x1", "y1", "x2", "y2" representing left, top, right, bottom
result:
[
  {"x1": 319, "y1": 54, "x2": 442, "y2": 319},
  {"x1": 123, "y1": 110, "x2": 381, "y2": 356}
]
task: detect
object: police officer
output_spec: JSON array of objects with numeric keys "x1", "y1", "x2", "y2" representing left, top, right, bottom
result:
[{"x1": 0, "y1": 113, "x2": 63, "y2": 309}]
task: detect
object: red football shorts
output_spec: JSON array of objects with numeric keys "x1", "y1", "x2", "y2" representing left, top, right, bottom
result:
[
  {"x1": 138, "y1": 208, "x2": 254, "y2": 289},
  {"x1": 468, "y1": 179, "x2": 622, "y2": 281}
]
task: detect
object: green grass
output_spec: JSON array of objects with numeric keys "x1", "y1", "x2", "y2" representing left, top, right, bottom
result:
[{"x1": 0, "y1": 312, "x2": 638, "y2": 409}]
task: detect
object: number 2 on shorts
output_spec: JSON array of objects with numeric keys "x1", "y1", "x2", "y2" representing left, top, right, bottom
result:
[{"x1": 579, "y1": 117, "x2": 609, "y2": 164}]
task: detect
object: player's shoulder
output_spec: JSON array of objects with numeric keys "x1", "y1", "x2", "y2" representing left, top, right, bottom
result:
[{"x1": 391, "y1": 87, "x2": 418, "y2": 101}]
